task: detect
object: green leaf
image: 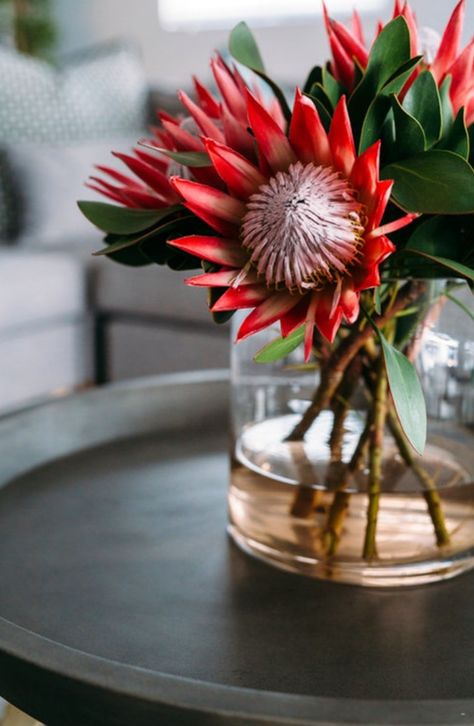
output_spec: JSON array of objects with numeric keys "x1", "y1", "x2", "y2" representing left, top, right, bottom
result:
[
  {"x1": 378, "y1": 330, "x2": 427, "y2": 454},
  {"x1": 104, "y1": 243, "x2": 151, "y2": 267},
  {"x1": 229, "y1": 21, "x2": 291, "y2": 121},
  {"x1": 305, "y1": 93, "x2": 332, "y2": 131},
  {"x1": 439, "y1": 76, "x2": 453, "y2": 136},
  {"x1": 138, "y1": 145, "x2": 212, "y2": 167},
  {"x1": 322, "y1": 67, "x2": 342, "y2": 108},
  {"x1": 349, "y1": 16, "x2": 411, "y2": 140},
  {"x1": 303, "y1": 65, "x2": 323, "y2": 94},
  {"x1": 93, "y1": 220, "x2": 176, "y2": 257},
  {"x1": 78, "y1": 201, "x2": 181, "y2": 234},
  {"x1": 405, "y1": 214, "x2": 474, "y2": 258},
  {"x1": 229, "y1": 20, "x2": 265, "y2": 73},
  {"x1": 437, "y1": 108, "x2": 469, "y2": 159},
  {"x1": 391, "y1": 96, "x2": 426, "y2": 156},
  {"x1": 94, "y1": 236, "x2": 142, "y2": 256},
  {"x1": 381, "y1": 150, "x2": 474, "y2": 214},
  {"x1": 308, "y1": 82, "x2": 333, "y2": 114},
  {"x1": 140, "y1": 215, "x2": 210, "y2": 267},
  {"x1": 254, "y1": 327, "x2": 305, "y2": 364},
  {"x1": 402, "y1": 70, "x2": 442, "y2": 147},
  {"x1": 403, "y1": 250, "x2": 474, "y2": 282},
  {"x1": 374, "y1": 287, "x2": 382, "y2": 315},
  {"x1": 358, "y1": 56, "x2": 422, "y2": 153}
]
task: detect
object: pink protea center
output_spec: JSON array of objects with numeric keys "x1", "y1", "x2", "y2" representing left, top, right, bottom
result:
[{"x1": 241, "y1": 161, "x2": 364, "y2": 292}]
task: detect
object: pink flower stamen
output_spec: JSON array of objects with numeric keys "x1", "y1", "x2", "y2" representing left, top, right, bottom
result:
[{"x1": 241, "y1": 161, "x2": 364, "y2": 292}]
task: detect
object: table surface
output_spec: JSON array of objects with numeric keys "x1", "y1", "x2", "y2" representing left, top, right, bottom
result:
[{"x1": 0, "y1": 371, "x2": 473, "y2": 726}]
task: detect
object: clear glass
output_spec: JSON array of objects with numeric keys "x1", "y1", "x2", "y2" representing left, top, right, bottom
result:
[{"x1": 228, "y1": 280, "x2": 474, "y2": 586}]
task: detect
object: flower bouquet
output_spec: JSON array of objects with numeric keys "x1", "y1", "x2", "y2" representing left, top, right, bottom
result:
[{"x1": 79, "y1": 1, "x2": 474, "y2": 586}]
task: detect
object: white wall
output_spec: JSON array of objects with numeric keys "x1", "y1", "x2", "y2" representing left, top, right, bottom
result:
[{"x1": 54, "y1": 0, "x2": 473, "y2": 91}]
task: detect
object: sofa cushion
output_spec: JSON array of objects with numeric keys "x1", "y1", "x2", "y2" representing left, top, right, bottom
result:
[
  {"x1": 0, "y1": 42, "x2": 148, "y2": 143},
  {"x1": 5, "y1": 137, "x2": 140, "y2": 248},
  {"x1": 0, "y1": 41, "x2": 148, "y2": 244},
  {"x1": 0, "y1": 250, "x2": 87, "y2": 334}
]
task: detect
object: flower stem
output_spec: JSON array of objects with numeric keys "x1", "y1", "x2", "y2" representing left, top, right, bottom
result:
[
  {"x1": 363, "y1": 353, "x2": 388, "y2": 560},
  {"x1": 385, "y1": 410, "x2": 451, "y2": 547},
  {"x1": 361, "y1": 346, "x2": 451, "y2": 548},
  {"x1": 286, "y1": 281, "x2": 424, "y2": 444},
  {"x1": 324, "y1": 413, "x2": 371, "y2": 556},
  {"x1": 325, "y1": 357, "x2": 362, "y2": 487},
  {"x1": 288, "y1": 281, "x2": 425, "y2": 518},
  {"x1": 290, "y1": 358, "x2": 360, "y2": 516}
]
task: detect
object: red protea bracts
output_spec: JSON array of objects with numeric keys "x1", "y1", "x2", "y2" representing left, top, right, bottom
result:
[
  {"x1": 168, "y1": 90, "x2": 416, "y2": 359},
  {"x1": 325, "y1": 0, "x2": 474, "y2": 124},
  {"x1": 87, "y1": 53, "x2": 285, "y2": 208}
]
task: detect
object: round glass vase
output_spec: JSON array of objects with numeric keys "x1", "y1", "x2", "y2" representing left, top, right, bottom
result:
[{"x1": 228, "y1": 279, "x2": 474, "y2": 587}]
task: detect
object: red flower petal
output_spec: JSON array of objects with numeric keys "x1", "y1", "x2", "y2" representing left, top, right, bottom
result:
[
  {"x1": 304, "y1": 294, "x2": 319, "y2": 361},
  {"x1": 327, "y1": 29, "x2": 355, "y2": 89},
  {"x1": 246, "y1": 91, "x2": 296, "y2": 173},
  {"x1": 170, "y1": 177, "x2": 246, "y2": 226},
  {"x1": 392, "y1": 0, "x2": 404, "y2": 16},
  {"x1": 133, "y1": 148, "x2": 169, "y2": 174},
  {"x1": 368, "y1": 179, "x2": 394, "y2": 231},
  {"x1": 160, "y1": 117, "x2": 204, "y2": 152},
  {"x1": 178, "y1": 90, "x2": 225, "y2": 144},
  {"x1": 329, "y1": 18, "x2": 369, "y2": 69},
  {"x1": 86, "y1": 181, "x2": 130, "y2": 206},
  {"x1": 351, "y1": 9, "x2": 365, "y2": 46},
  {"x1": 236, "y1": 293, "x2": 300, "y2": 340},
  {"x1": 350, "y1": 140, "x2": 381, "y2": 217},
  {"x1": 220, "y1": 102, "x2": 256, "y2": 158},
  {"x1": 280, "y1": 297, "x2": 309, "y2": 338},
  {"x1": 329, "y1": 96, "x2": 356, "y2": 177},
  {"x1": 367, "y1": 213, "x2": 418, "y2": 240},
  {"x1": 186, "y1": 268, "x2": 258, "y2": 287},
  {"x1": 360, "y1": 235, "x2": 396, "y2": 274},
  {"x1": 211, "y1": 55, "x2": 247, "y2": 123},
  {"x1": 340, "y1": 283, "x2": 360, "y2": 324},
  {"x1": 94, "y1": 164, "x2": 142, "y2": 189},
  {"x1": 289, "y1": 89, "x2": 332, "y2": 167},
  {"x1": 112, "y1": 152, "x2": 176, "y2": 201},
  {"x1": 211, "y1": 283, "x2": 270, "y2": 311},
  {"x1": 169, "y1": 235, "x2": 248, "y2": 267},
  {"x1": 204, "y1": 138, "x2": 266, "y2": 200},
  {"x1": 449, "y1": 39, "x2": 474, "y2": 116},
  {"x1": 431, "y1": 0, "x2": 465, "y2": 83},
  {"x1": 120, "y1": 188, "x2": 168, "y2": 209},
  {"x1": 401, "y1": 2, "x2": 420, "y2": 57},
  {"x1": 315, "y1": 292, "x2": 343, "y2": 343},
  {"x1": 193, "y1": 76, "x2": 220, "y2": 118}
]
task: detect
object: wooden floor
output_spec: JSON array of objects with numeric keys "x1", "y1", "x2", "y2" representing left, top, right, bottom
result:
[{"x1": 1, "y1": 705, "x2": 41, "y2": 726}]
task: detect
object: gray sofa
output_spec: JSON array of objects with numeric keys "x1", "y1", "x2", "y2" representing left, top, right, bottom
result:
[{"x1": 0, "y1": 42, "x2": 228, "y2": 412}]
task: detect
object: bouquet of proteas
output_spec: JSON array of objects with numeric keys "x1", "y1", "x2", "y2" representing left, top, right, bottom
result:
[{"x1": 80, "y1": 1, "x2": 474, "y2": 567}]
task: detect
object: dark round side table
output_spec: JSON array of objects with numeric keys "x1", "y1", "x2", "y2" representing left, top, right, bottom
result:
[{"x1": 0, "y1": 371, "x2": 472, "y2": 726}]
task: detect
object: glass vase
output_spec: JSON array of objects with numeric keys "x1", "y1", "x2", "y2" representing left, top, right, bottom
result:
[{"x1": 228, "y1": 279, "x2": 474, "y2": 586}]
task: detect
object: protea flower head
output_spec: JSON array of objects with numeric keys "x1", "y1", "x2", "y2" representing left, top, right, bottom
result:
[
  {"x1": 325, "y1": 0, "x2": 474, "y2": 124},
  {"x1": 87, "y1": 53, "x2": 285, "y2": 207},
  {"x1": 168, "y1": 90, "x2": 415, "y2": 359}
]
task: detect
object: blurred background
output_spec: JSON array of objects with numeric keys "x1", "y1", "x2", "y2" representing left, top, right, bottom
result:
[{"x1": 0, "y1": 0, "x2": 472, "y2": 416}]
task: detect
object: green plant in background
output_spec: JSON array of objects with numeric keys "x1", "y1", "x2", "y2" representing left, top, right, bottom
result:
[{"x1": 0, "y1": 0, "x2": 56, "y2": 59}]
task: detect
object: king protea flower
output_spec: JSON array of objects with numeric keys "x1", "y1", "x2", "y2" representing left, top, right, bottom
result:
[
  {"x1": 325, "y1": 0, "x2": 474, "y2": 124},
  {"x1": 168, "y1": 91, "x2": 416, "y2": 360},
  {"x1": 87, "y1": 53, "x2": 285, "y2": 208}
]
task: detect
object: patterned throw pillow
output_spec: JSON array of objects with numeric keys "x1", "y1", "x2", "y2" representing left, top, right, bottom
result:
[{"x1": 0, "y1": 41, "x2": 149, "y2": 241}]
